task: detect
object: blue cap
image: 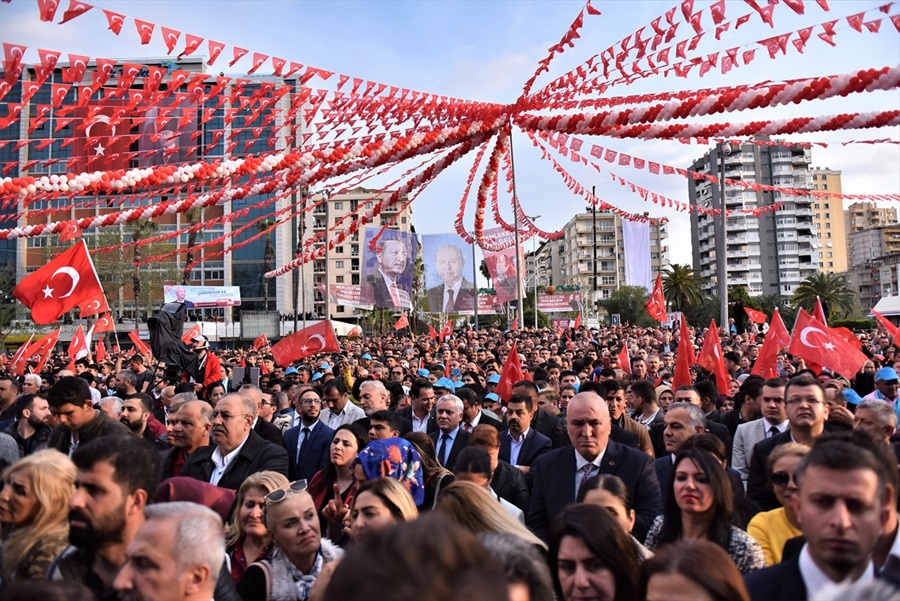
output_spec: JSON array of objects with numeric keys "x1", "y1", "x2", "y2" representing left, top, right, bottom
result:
[
  {"x1": 434, "y1": 377, "x2": 454, "y2": 390},
  {"x1": 361, "y1": 353, "x2": 372, "y2": 360},
  {"x1": 451, "y1": 368, "x2": 461, "y2": 377},
  {"x1": 416, "y1": 368, "x2": 430, "y2": 377},
  {"x1": 284, "y1": 367, "x2": 299, "y2": 375},
  {"x1": 483, "y1": 392, "x2": 500, "y2": 403},
  {"x1": 452, "y1": 380, "x2": 465, "y2": 390},
  {"x1": 842, "y1": 389, "x2": 863, "y2": 406},
  {"x1": 311, "y1": 372, "x2": 323, "y2": 381},
  {"x1": 488, "y1": 374, "x2": 501, "y2": 384},
  {"x1": 318, "y1": 363, "x2": 332, "y2": 371},
  {"x1": 876, "y1": 367, "x2": 899, "y2": 382}
]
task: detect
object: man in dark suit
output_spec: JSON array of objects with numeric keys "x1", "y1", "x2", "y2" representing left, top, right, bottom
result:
[
  {"x1": 424, "y1": 244, "x2": 476, "y2": 313},
  {"x1": 429, "y1": 394, "x2": 469, "y2": 472},
  {"x1": 629, "y1": 380, "x2": 666, "y2": 430},
  {"x1": 397, "y1": 379, "x2": 438, "y2": 434},
  {"x1": 653, "y1": 402, "x2": 706, "y2": 491},
  {"x1": 527, "y1": 392, "x2": 662, "y2": 543},
  {"x1": 512, "y1": 381, "x2": 569, "y2": 448},
  {"x1": 367, "y1": 237, "x2": 412, "y2": 310},
  {"x1": 744, "y1": 431, "x2": 895, "y2": 600},
  {"x1": 283, "y1": 387, "x2": 334, "y2": 481},
  {"x1": 237, "y1": 384, "x2": 283, "y2": 445},
  {"x1": 458, "y1": 387, "x2": 502, "y2": 432},
  {"x1": 180, "y1": 393, "x2": 289, "y2": 490},
  {"x1": 657, "y1": 386, "x2": 732, "y2": 460},
  {"x1": 499, "y1": 393, "x2": 551, "y2": 470}
]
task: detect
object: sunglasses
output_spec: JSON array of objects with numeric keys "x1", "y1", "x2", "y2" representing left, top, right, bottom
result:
[
  {"x1": 770, "y1": 471, "x2": 796, "y2": 487},
  {"x1": 265, "y1": 479, "x2": 308, "y2": 503}
]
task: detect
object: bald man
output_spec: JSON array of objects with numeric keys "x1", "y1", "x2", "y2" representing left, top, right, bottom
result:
[
  {"x1": 525, "y1": 392, "x2": 663, "y2": 542},
  {"x1": 425, "y1": 244, "x2": 475, "y2": 313}
]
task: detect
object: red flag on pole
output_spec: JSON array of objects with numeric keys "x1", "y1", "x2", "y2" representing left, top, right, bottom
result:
[
  {"x1": 495, "y1": 341, "x2": 526, "y2": 402},
  {"x1": 618, "y1": 344, "x2": 632, "y2": 376},
  {"x1": 128, "y1": 330, "x2": 151, "y2": 356},
  {"x1": 697, "y1": 320, "x2": 730, "y2": 389},
  {"x1": 645, "y1": 274, "x2": 667, "y2": 322},
  {"x1": 673, "y1": 318, "x2": 695, "y2": 389},
  {"x1": 26, "y1": 328, "x2": 61, "y2": 375},
  {"x1": 181, "y1": 323, "x2": 202, "y2": 345},
  {"x1": 393, "y1": 312, "x2": 409, "y2": 330},
  {"x1": 95, "y1": 338, "x2": 107, "y2": 363},
  {"x1": 251, "y1": 333, "x2": 269, "y2": 350},
  {"x1": 751, "y1": 308, "x2": 790, "y2": 379},
  {"x1": 872, "y1": 309, "x2": 898, "y2": 337},
  {"x1": 574, "y1": 313, "x2": 582, "y2": 329},
  {"x1": 813, "y1": 296, "x2": 828, "y2": 326},
  {"x1": 428, "y1": 325, "x2": 438, "y2": 341},
  {"x1": 270, "y1": 320, "x2": 340, "y2": 367},
  {"x1": 11, "y1": 334, "x2": 34, "y2": 377},
  {"x1": 789, "y1": 309, "x2": 867, "y2": 378},
  {"x1": 744, "y1": 306, "x2": 768, "y2": 324},
  {"x1": 439, "y1": 320, "x2": 452, "y2": 340},
  {"x1": 13, "y1": 240, "x2": 105, "y2": 325},
  {"x1": 509, "y1": 318, "x2": 519, "y2": 331},
  {"x1": 92, "y1": 312, "x2": 115, "y2": 333}
]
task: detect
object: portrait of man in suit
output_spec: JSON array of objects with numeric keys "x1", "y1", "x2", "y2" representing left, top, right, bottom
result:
[
  {"x1": 366, "y1": 234, "x2": 413, "y2": 310},
  {"x1": 491, "y1": 252, "x2": 519, "y2": 303},
  {"x1": 425, "y1": 244, "x2": 475, "y2": 313}
]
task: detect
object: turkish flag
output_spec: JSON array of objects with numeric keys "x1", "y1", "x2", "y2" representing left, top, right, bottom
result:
[
  {"x1": 13, "y1": 240, "x2": 104, "y2": 325},
  {"x1": 25, "y1": 328, "x2": 61, "y2": 375},
  {"x1": 58, "y1": 219, "x2": 82, "y2": 242},
  {"x1": 58, "y1": 0, "x2": 93, "y2": 24},
  {"x1": 645, "y1": 274, "x2": 667, "y2": 322},
  {"x1": 751, "y1": 308, "x2": 790, "y2": 379},
  {"x1": 574, "y1": 313, "x2": 581, "y2": 329},
  {"x1": 509, "y1": 318, "x2": 518, "y2": 331},
  {"x1": 673, "y1": 318, "x2": 695, "y2": 389},
  {"x1": 11, "y1": 334, "x2": 34, "y2": 377},
  {"x1": 72, "y1": 101, "x2": 130, "y2": 173},
  {"x1": 618, "y1": 344, "x2": 632, "y2": 376},
  {"x1": 439, "y1": 320, "x2": 452, "y2": 340},
  {"x1": 393, "y1": 312, "x2": 409, "y2": 330},
  {"x1": 744, "y1": 306, "x2": 768, "y2": 324},
  {"x1": 252, "y1": 333, "x2": 269, "y2": 350},
  {"x1": 182, "y1": 323, "x2": 202, "y2": 345},
  {"x1": 271, "y1": 320, "x2": 340, "y2": 367},
  {"x1": 429, "y1": 325, "x2": 438, "y2": 341},
  {"x1": 789, "y1": 310, "x2": 867, "y2": 378},
  {"x1": 813, "y1": 297, "x2": 828, "y2": 326},
  {"x1": 67, "y1": 325, "x2": 89, "y2": 360},
  {"x1": 92, "y1": 312, "x2": 116, "y2": 333},
  {"x1": 128, "y1": 330, "x2": 152, "y2": 356},
  {"x1": 872, "y1": 309, "x2": 898, "y2": 337},
  {"x1": 495, "y1": 342, "x2": 525, "y2": 402},
  {"x1": 95, "y1": 338, "x2": 107, "y2": 363},
  {"x1": 697, "y1": 320, "x2": 730, "y2": 389},
  {"x1": 77, "y1": 291, "x2": 109, "y2": 318}
]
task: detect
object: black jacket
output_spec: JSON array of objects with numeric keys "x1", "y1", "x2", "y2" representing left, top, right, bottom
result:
[
  {"x1": 532, "y1": 408, "x2": 570, "y2": 448},
  {"x1": 743, "y1": 555, "x2": 807, "y2": 601},
  {"x1": 254, "y1": 416, "x2": 284, "y2": 445},
  {"x1": 491, "y1": 460, "x2": 530, "y2": 512},
  {"x1": 48, "y1": 410, "x2": 131, "y2": 454},
  {"x1": 180, "y1": 430, "x2": 289, "y2": 490},
  {"x1": 4, "y1": 420, "x2": 51, "y2": 458}
]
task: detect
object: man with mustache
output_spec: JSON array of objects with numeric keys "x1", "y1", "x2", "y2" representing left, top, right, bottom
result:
[
  {"x1": 162, "y1": 400, "x2": 212, "y2": 479},
  {"x1": 499, "y1": 393, "x2": 551, "y2": 474},
  {"x1": 369, "y1": 237, "x2": 412, "y2": 310},
  {"x1": 48, "y1": 435, "x2": 161, "y2": 600},
  {"x1": 180, "y1": 393, "x2": 288, "y2": 489}
]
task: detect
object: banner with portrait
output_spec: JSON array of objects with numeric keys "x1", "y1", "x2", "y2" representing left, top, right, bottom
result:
[
  {"x1": 360, "y1": 227, "x2": 417, "y2": 311},
  {"x1": 139, "y1": 95, "x2": 197, "y2": 167},
  {"x1": 163, "y1": 285, "x2": 241, "y2": 308},
  {"x1": 481, "y1": 227, "x2": 524, "y2": 305},
  {"x1": 537, "y1": 292, "x2": 584, "y2": 313},
  {"x1": 421, "y1": 233, "x2": 477, "y2": 314}
]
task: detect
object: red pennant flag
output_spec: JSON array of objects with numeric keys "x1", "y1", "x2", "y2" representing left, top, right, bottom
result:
[
  {"x1": 102, "y1": 8, "x2": 124, "y2": 33},
  {"x1": 179, "y1": 34, "x2": 204, "y2": 58},
  {"x1": 128, "y1": 330, "x2": 152, "y2": 356},
  {"x1": 37, "y1": 0, "x2": 61, "y2": 22},
  {"x1": 697, "y1": 320, "x2": 730, "y2": 389},
  {"x1": 872, "y1": 309, "x2": 898, "y2": 337},
  {"x1": 11, "y1": 334, "x2": 34, "y2": 377},
  {"x1": 673, "y1": 318, "x2": 695, "y2": 389},
  {"x1": 207, "y1": 40, "x2": 226, "y2": 65},
  {"x1": 428, "y1": 324, "x2": 438, "y2": 341},
  {"x1": 25, "y1": 328, "x2": 61, "y2": 375},
  {"x1": 160, "y1": 26, "x2": 181, "y2": 54},
  {"x1": 58, "y1": 0, "x2": 93, "y2": 24},
  {"x1": 271, "y1": 321, "x2": 340, "y2": 367},
  {"x1": 495, "y1": 342, "x2": 526, "y2": 402},
  {"x1": 247, "y1": 52, "x2": 268, "y2": 74},
  {"x1": 67, "y1": 325, "x2": 89, "y2": 361},
  {"x1": 618, "y1": 344, "x2": 632, "y2": 376},
  {"x1": 229, "y1": 46, "x2": 249, "y2": 67},
  {"x1": 789, "y1": 310, "x2": 866, "y2": 378},
  {"x1": 644, "y1": 274, "x2": 667, "y2": 322},
  {"x1": 510, "y1": 317, "x2": 519, "y2": 331},
  {"x1": 58, "y1": 219, "x2": 82, "y2": 242},
  {"x1": 744, "y1": 306, "x2": 768, "y2": 324},
  {"x1": 393, "y1": 312, "x2": 409, "y2": 331},
  {"x1": 752, "y1": 308, "x2": 790, "y2": 379},
  {"x1": 12, "y1": 240, "x2": 104, "y2": 325},
  {"x1": 181, "y1": 323, "x2": 202, "y2": 345},
  {"x1": 134, "y1": 19, "x2": 155, "y2": 44},
  {"x1": 439, "y1": 320, "x2": 453, "y2": 340},
  {"x1": 574, "y1": 313, "x2": 582, "y2": 329},
  {"x1": 252, "y1": 333, "x2": 269, "y2": 350},
  {"x1": 95, "y1": 338, "x2": 107, "y2": 363},
  {"x1": 92, "y1": 312, "x2": 115, "y2": 333},
  {"x1": 813, "y1": 296, "x2": 828, "y2": 326}
]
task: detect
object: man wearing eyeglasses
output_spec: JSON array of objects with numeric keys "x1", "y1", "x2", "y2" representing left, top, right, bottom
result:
[
  {"x1": 284, "y1": 388, "x2": 334, "y2": 481},
  {"x1": 747, "y1": 373, "x2": 847, "y2": 512},
  {"x1": 180, "y1": 393, "x2": 288, "y2": 490}
]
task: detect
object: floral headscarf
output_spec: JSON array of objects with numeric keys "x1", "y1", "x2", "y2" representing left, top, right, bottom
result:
[{"x1": 355, "y1": 437, "x2": 425, "y2": 505}]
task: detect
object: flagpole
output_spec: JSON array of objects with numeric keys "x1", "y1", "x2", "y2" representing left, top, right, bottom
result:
[
  {"x1": 472, "y1": 239, "x2": 479, "y2": 331},
  {"x1": 507, "y1": 120, "x2": 524, "y2": 325}
]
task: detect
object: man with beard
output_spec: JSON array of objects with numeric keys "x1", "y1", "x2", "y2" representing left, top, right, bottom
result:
[
  {"x1": 48, "y1": 435, "x2": 162, "y2": 601},
  {"x1": 120, "y1": 396, "x2": 168, "y2": 450},
  {"x1": 48, "y1": 377, "x2": 130, "y2": 456},
  {"x1": 1, "y1": 393, "x2": 52, "y2": 458},
  {"x1": 162, "y1": 401, "x2": 212, "y2": 479},
  {"x1": 284, "y1": 387, "x2": 334, "y2": 481}
]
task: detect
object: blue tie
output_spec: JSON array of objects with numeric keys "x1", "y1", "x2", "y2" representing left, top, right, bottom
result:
[{"x1": 438, "y1": 433, "x2": 451, "y2": 466}]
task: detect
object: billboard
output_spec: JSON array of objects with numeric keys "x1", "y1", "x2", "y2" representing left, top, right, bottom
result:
[
  {"x1": 360, "y1": 227, "x2": 417, "y2": 310},
  {"x1": 328, "y1": 284, "x2": 373, "y2": 310},
  {"x1": 163, "y1": 285, "x2": 241, "y2": 308},
  {"x1": 456, "y1": 294, "x2": 501, "y2": 316},
  {"x1": 537, "y1": 292, "x2": 584, "y2": 313},
  {"x1": 421, "y1": 233, "x2": 477, "y2": 314},
  {"x1": 481, "y1": 227, "x2": 524, "y2": 305}
]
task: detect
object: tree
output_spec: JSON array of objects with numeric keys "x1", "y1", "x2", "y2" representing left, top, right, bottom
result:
[
  {"x1": 604, "y1": 285, "x2": 656, "y2": 327},
  {"x1": 662, "y1": 264, "x2": 704, "y2": 312},
  {"x1": 751, "y1": 293, "x2": 787, "y2": 315},
  {"x1": 479, "y1": 259, "x2": 491, "y2": 287},
  {"x1": 257, "y1": 219, "x2": 276, "y2": 312},
  {"x1": 681, "y1": 293, "x2": 721, "y2": 329},
  {"x1": 791, "y1": 272, "x2": 856, "y2": 320}
]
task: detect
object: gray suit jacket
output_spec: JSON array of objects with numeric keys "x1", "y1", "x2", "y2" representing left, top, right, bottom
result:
[
  {"x1": 320, "y1": 402, "x2": 366, "y2": 430},
  {"x1": 732, "y1": 418, "x2": 778, "y2": 489}
]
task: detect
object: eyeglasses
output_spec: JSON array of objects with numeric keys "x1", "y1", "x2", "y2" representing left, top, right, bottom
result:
[
  {"x1": 210, "y1": 411, "x2": 250, "y2": 421},
  {"x1": 770, "y1": 471, "x2": 796, "y2": 487},
  {"x1": 786, "y1": 398, "x2": 823, "y2": 406},
  {"x1": 266, "y1": 480, "x2": 308, "y2": 503}
]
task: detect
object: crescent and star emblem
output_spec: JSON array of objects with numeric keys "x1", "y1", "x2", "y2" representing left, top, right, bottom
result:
[
  {"x1": 87, "y1": 300, "x2": 101, "y2": 311},
  {"x1": 308, "y1": 334, "x2": 326, "y2": 351},
  {"x1": 43, "y1": 267, "x2": 80, "y2": 299},
  {"x1": 800, "y1": 326, "x2": 835, "y2": 351},
  {"x1": 84, "y1": 114, "x2": 116, "y2": 156}
]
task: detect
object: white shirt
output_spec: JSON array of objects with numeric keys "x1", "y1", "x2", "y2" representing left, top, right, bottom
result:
[
  {"x1": 764, "y1": 419, "x2": 789, "y2": 437},
  {"x1": 508, "y1": 428, "x2": 531, "y2": 467},
  {"x1": 209, "y1": 434, "x2": 250, "y2": 486},
  {"x1": 379, "y1": 270, "x2": 411, "y2": 309},
  {"x1": 437, "y1": 426, "x2": 461, "y2": 465},
  {"x1": 573, "y1": 448, "x2": 605, "y2": 498},
  {"x1": 489, "y1": 487, "x2": 524, "y2": 524},
  {"x1": 637, "y1": 409, "x2": 660, "y2": 429},
  {"x1": 411, "y1": 411, "x2": 431, "y2": 433},
  {"x1": 798, "y1": 543, "x2": 874, "y2": 599},
  {"x1": 465, "y1": 410, "x2": 483, "y2": 432},
  {"x1": 442, "y1": 280, "x2": 463, "y2": 309}
]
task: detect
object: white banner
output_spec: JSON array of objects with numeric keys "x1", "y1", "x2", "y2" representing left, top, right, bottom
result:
[
  {"x1": 163, "y1": 285, "x2": 241, "y2": 308},
  {"x1": 622, "y1": 219, "x2": 651, "y2": 292}
]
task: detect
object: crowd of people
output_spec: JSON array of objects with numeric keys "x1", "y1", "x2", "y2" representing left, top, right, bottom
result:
[{"x1": 0, "y1": 321, "x2": 898, "y2": 600}]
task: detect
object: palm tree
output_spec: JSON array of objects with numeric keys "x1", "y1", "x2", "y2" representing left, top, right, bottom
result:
[
  {"x1": 752, "y1": 293, "x2": 787, "y2": 315},
  {"x1": 131, "y1": 219, "x2": 159, "y2": 322},
  {"x1": 181, "y1": 208, "x2": 202, "y2": 285},
  {"x1": 257, "y1": 219, "x2": 276, "y2": 312},
  {"x1": 792, "y1": 272, "x2": 856, "y2": 320},
  {"x1": 479, "y1": 259, "x2": 492, "y2": 288},
  {"x1": 662, "y1": 264, "x2": 704, "y2": 312}
]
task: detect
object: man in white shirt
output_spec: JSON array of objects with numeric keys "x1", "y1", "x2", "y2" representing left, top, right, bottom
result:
[
  {"x1": 404, "y1": 379, "x2": 436, "y2": 433},
  {"x1": 319, "y1": 379, "x2": 365, "y2": 429},
  {"x1": 732, "y1": 378, "x2": 788, "y2": 488},
  {"x1": 454, "y1": 446, "x2": 524, "y2": 524}
]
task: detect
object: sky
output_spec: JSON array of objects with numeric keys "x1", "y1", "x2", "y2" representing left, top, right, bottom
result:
[{"x1": 2, "y1": 0, "x2": 899, "y2": 267}]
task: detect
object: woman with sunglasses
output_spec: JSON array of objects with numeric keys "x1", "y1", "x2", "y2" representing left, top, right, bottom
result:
[
  {"x1": 225, "y1": 471, "x2": 290, "y2": 583},
  {"x1": 746, "y1": 442, "x2": 809, "y2": 565},
  {"x1": 307, "y1": 424, "x2": 368, "y2": 537},
  {"x1": 237, "y1": 480, "x2": 344, "y2": 601}
]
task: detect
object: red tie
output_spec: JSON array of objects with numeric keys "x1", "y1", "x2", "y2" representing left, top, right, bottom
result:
[
  {"x1": 445, "y1": 289, "x2": 456, "y2": 313},
  {"x1": 389, "y1": 283, "x2": 401, "y2": 308}
]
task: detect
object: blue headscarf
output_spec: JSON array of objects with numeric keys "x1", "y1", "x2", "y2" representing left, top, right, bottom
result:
[{"x1": 355, "y1": 437, "x2": 425, "y2": 505}]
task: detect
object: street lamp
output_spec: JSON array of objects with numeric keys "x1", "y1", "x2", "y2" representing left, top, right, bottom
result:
[{"x1": 527, "y1": 215, "x2": 542, "y2": 329}]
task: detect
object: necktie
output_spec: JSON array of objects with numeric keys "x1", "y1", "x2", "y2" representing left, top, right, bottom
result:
[
  {"x1": 389, "y1": 282, "x2": 401, "y2": 308},
  {"x1": 577, "y1": 463, "x2": 595, "y2": 499},
  {"x1": 445, "y1": 289, "x2": 455, "y2": 313},
  {"x1": 768, "y1": 426, "x2": 779, "y2": 438},
  {"x1": 296, "y1": 427, "x2": 311, "y2": 464},
  {"x1": 463, "y1": 422, "x2": 472, "y2": 433},
  {"x1": 438, "y1": 433, "x2": 451, "y2": 466}
]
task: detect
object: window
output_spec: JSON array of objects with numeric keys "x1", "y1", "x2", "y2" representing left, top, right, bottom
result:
[
  {"x1": 334, "y1": 201, "x2": 343, "y2": 210},
  {"x1": 335, "y1": 260, "x2": 344, "y2": 268},
  {"x1": 828, "y1": 262, "x2": 834, "y2": 267},
  {"x1": 352, "y1": 274, "x2": 360, "y2": 285},
  {"x1": 336, "y1": 275, "x2": 344, "y2": 283}
]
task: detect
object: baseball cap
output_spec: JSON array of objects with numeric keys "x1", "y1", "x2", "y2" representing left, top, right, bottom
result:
[
  {"x1": 361, "y1": 353, "x2": 372, "y2": 360},
  {"x1": 318, "y1": 362, "x2": 333, "y2": 372},
  {"x1": 416, "y1": 369, "x2": 430, "y2": 377},
  {"x1": 191, "y1": 335, "x2": 209, "y2": 349},
  {"x1": 483, "y1": 392, "x2": 500, "y2": 403},
  {"x1": 433, "y1": 377, "x2": 454, "y2": 391},
  {"x1": 488, "y1": 374, "x2": 500, "y2": 384},
  {"x1": 311, "y1": 372, "x2": 323, "y2": 381},
  {"x1": 875, "y1": 367, "x2": 898, "y2": 382},
  {"x1": 284, "y1": 367, "x2": 299, "y2": 375}
]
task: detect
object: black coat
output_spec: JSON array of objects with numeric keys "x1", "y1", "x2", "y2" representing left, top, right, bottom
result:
[
  {"x1": 429, "y1": 428, "x2": 470, "y2": 472},
  {"x1": 532, "y1": 408, "x2": 570, "y2": 448},
  {"x1": 253, "y1": 417, "x2": 284, "y2": 445},
  {"x1": 180, "y1": 430, "x2": 289, "y2": 490},
  {"x1": 499, "y1": 428, "x2": 552, "y2": 467},
  {"x1": 48, "y1": 410, "x2": 131, "y2": 454},
  {"x1": 649, "y1": 418, "x2": 733, "y2": 460},
  {"x1": 491, "y1": 460, "x2": 530, "y2": 512},
  {"x1": 743, "y1": 556, "x2": 807, "y2": 601}
]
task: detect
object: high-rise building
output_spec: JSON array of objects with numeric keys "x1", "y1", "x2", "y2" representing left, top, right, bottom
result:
[
  {"x1": 842, "y1": 202, "x2": 900, "y2": 311},
  {"x1": 688, "y1": 140, "x2": 817, "y2": 297},
  {"x1": 845, "y1": 201, "x2": 898, "y2": 234},
  {"x1": 810, "y1": 167, "x2": 847, "y2": 273}
]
